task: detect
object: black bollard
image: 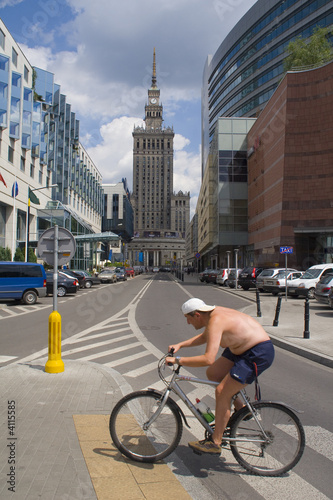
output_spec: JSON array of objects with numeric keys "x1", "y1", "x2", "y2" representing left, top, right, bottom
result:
[
  {"x1": 256, "y1": 288, "x2": 262, "y2": 317},
  {"x1": 273, "y1": 296, "x2": 282, "y2": 326},
  {"x1": 303, "y1": 298, "x2": 310, "y2": 338}
]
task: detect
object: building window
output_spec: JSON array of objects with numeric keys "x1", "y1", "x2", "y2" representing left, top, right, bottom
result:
[
  {"x1": 30, "y1": 163, "x2": 34, "y2": 178},
  {"x1": 0, "y1": 28, "x2": 5, "y2": 50},
  {"x1": 24, "y1": 65, "x2": 29, "y2": 82},
  {"x1": 8, "y1": 146, "x2": 14, "y2": 163},
  {"x1": 0, "y1": 54, "x2": 8, "y2": 71},
  {"x1": 20, "y1": 156, "x2": 25, "y2": 172},
  {"x1": 12, "y1": 48, "x2": 18, "y2": 67}
]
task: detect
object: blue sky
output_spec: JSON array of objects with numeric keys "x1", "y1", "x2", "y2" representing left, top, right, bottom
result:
[{"x1": 0, "y1": 0, "x2": 257, "y2": 215}]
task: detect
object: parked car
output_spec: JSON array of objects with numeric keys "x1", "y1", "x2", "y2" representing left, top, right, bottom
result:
[
  {"x1": 72, "y1": 270, "x2": 101, "y2": 288},
  {"x1": 263, "y1": 270, "x2": 303, "y2": 295},
  {"x1": 114, "y1": 267, "x2": 127, "y2": 281},
  {"x1": 61, "y1": 269, "x2": 86, "y2": 288},
  {"x1": 216, "y1": 268, "x2": 235, "y2": 286},
  {"x1": 133, "y1": 266, "x2": 144, "y2": 274},
  {"x1": 257, "y1": 268, "x2": 297, "y2": 292},
  {"x1": 314, "y1": 274, "x2": 333, "y2": 304},
  {"x1": 125, "y1": 267, "x2": 135, "y2": 277},
  {"x1": 46, "y1": 272, "x2": 79, "y2": 297},
  {"x1": 199, "y1": 268, "x2": 214, "y2": 283},
  {"x1": 0, "y1": 261, "x2": 47, "y2": 305},
  {"x1": 288, "y1": 264, "x2": 333, "y2": 299},
  {"x1": 152, "y1": 267, "x2": 159, "y2": 273},
  {"x1": 328, "y1": 287, "x2": 333, "y2": 309},
  {"x1": 226, "y1": 269, "x2": 243, "y2": 288},
  {"x1": 238, "y1": 266, "x2": 266, "y2": 290},
  {"x1": 204, "y1": 269, "x2": 221, "y2": 284},
  {"x1": 98, "y1": 269, "x2": 117, "y2": 283}
]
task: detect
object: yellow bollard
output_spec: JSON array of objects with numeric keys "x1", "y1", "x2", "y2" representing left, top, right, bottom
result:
[{"x1": 45, "y1": 310, "x2": 65, "y2": 373}]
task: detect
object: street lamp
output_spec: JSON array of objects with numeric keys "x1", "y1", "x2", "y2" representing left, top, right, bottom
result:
[{"x1": 25, "y1": 184, "x2": 58, "y2": 262}]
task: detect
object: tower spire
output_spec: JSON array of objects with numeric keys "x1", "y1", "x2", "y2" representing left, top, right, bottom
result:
[{"x1": 152, "y1": 48, "x2": 157, "y2": 88}]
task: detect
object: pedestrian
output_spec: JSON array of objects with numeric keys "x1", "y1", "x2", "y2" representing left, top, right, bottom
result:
[{"x1": 166, "y1": 298, "x2": 274, "y2": 455}]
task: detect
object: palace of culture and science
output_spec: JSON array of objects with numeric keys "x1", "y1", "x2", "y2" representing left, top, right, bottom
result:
[{"x1": 129, "y1": 51, "x2": 190, "y2": 269}]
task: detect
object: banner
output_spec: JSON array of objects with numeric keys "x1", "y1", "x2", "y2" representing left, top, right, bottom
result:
[
  {"x1": 28, "y1": 187, "x2": 40, "y2": 205},
  {"x1": 12, "y1": 181, "x2": 19, "y2": 198}
]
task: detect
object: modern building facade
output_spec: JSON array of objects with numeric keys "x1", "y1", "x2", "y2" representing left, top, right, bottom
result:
[
  {"x1": 102, "y1": 179, "x2": 134, "y2": 263},
  {"x1": 196, "y1": 117, "x2": 255, "y2": 270},
  {"x1": 0, "y1": 19, "x2": 104, "y2": 265},
  {"x1": 202, "y1": 0, "x2": 333, "y2": 174},
  {"x1": 247, "y1": 60, "x2": 333, "y2": 268},
  {"x1": 130, "y1": 51, "x2": 190, "y2": 268}
]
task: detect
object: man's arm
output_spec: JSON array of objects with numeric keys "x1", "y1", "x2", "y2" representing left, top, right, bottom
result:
[{"x1": 167, "y1": 318, "x2": 223, "y2": 367}]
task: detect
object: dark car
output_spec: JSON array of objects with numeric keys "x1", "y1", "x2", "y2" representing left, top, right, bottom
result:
[
  {"x1": 328, "y1": 287, "x2": 333, "y2": 309},
  {"x1": 46, "y1": 272, "x2": 79, "y2": 297},
  {"x1": 199, "y1": 268, "x2": 213, "y2": 282},
  {"x1": 226, "y1": 269, "x2": 243, "y2": 288},
  {"x1": 238, "y1": 266, "x2": 266, "y2": 290},
  {"x1": 114, "y1": 267, "x2": 127, "y2": 281},
  {"x1": 72, "y1": 270, "x2": 101, "y2": 288},
  {"x1": 61, "y1": 269, "x2": 86, "y2": 288},
  {"x1": 205, "y1": 269, "x2": 221, "y2": 284}
]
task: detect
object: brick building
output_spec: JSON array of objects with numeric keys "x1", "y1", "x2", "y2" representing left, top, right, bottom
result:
[{"x1": 247, "y1": 60, "x2": 333, "y2": 269}]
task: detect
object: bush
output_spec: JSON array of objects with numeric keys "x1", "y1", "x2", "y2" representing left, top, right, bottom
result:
[
  {"x1": 0, "y1": 246, "x2": 12, "y2": 261},
  {"x1": 14, "y1": 247, "x2": 25, "y2": 261}
]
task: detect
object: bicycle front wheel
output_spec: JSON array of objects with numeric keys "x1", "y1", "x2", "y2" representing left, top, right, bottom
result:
[
  {"x1": 110, "y1": 390, "x2": 183, "y2": 463},
  {"x1": 230, "y1": 402, "x2": 305, "y2": 476}
]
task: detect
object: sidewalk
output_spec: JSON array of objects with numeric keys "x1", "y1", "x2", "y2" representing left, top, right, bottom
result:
[{"x1": 1, "y1": 283, "x2": 332, "y2": 500}]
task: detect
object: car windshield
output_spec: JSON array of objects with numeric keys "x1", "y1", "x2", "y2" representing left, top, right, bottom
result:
[
  {"x1": 301, "y1": 269, "x2": 323, "y2": 279},
  {"x1": 319, "y1": 274, "x2": 333, "y2": 284},
  {"x1": 259, "y1": 270, "x2": 275, "y2": 277},
  {"x1": 275, "y1": 271, "x2": 287, "y2": 279}
]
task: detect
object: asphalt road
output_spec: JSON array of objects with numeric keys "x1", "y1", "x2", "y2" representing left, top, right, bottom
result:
[{"x1": 0, "y1": 273, "x2": 332, "y2": 499}]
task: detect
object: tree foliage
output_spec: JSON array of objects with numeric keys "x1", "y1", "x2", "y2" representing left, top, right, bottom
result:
[
  {"x1": 284, "y1": 26, "x2": 333, "y2": 72},
  {"x1": 14, "y1": 247, "x2": 25, "y2": 261},
  {"x1": 0, "y1": 246, "x2": 12, "y2": 261}
]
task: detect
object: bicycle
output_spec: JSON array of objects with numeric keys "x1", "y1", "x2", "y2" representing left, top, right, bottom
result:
[{"x1": 109, "y1": 352, "x2": 305, "y2": 476}]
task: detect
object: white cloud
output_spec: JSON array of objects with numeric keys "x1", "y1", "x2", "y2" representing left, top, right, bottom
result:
[{"x1": 0, "y1": 0, "x2": 23, "y2": 7}]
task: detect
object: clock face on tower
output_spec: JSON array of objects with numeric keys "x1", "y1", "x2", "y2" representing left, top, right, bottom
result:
[{"x1": 150, "y1": 98, "x2": 157, "y2": 104}]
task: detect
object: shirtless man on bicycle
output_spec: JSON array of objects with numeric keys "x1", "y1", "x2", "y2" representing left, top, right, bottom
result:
[{"x1": 166, "y1": 297, "x2": 274, "y2": 455}]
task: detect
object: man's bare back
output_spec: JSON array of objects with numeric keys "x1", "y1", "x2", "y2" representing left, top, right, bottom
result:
[{"x1": 207, "y1": 306, "x2": 270, "y2": 354}]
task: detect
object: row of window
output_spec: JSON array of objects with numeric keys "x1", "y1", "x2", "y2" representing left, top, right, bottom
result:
[{"x1": 135, "y1": 138, "x2": 172, "y2": 150}]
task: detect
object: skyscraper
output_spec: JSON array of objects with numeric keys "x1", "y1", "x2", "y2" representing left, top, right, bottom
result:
[{"x1": 130, "y1": 50, "x2": 189, "y2": 269}]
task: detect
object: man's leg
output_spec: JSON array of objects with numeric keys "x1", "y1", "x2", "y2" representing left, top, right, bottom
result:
[
  {"x1": 207, "y1": 357, "x2": 244, "y2": 411},
  {"x1": 212, "y1": 373, "x2": 247, "y2": 446}
]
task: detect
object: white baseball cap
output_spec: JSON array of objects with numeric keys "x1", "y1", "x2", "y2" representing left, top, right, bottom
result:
[{"x1": 181, "y1": 298, "x2": 216, "y2": 315}]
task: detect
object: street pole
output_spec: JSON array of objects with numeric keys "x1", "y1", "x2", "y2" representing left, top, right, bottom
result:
[{"x1": 234, "y1": 248, "x2": 239, "y2": 289}]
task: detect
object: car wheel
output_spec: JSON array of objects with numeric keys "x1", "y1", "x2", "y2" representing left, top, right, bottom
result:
[
  {"x1": 241, "y1": 286, "x2": 249, "y2": 291},
  {"x1": 57, "y1": 286, "x2": 67, "y2": 297},
  {"x1": 307, "y1": 288, "x2": 315, "y2": 299},
  {"x1": 22, "y1": 290, "x2": 38, "y2": 305},
  {"x1": 85, "y1": 281, "x2": 92, "y2": 288}
]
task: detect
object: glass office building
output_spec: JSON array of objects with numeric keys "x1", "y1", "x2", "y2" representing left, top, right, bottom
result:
[{"x1": 202, "y1": 0, "x2": 333, "y2": 173}]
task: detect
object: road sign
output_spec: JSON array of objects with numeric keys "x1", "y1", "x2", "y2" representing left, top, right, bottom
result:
[
  {"x1": 37, "y1": 227, "x2": 76, "y2": 266},
  {"x1": 280, "y1": 246, "x2": 293, "y2": 254},
  {"x1": 195, "y1": 252, "x2": 200, "y2": 258}
]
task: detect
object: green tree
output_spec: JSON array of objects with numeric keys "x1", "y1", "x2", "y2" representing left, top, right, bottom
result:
[
  {"x1": 284, "y1": 26, "x2": 333, "y2": 72},
  {"x1": 14, "y1": 247, "x2": 25, "y2": 261},
  {"x1": 0, "y1": 246, "x2": 12, "y2": 261},
  {"x1": 28, "y1": 248, "x2": 37, "y2": 263}
]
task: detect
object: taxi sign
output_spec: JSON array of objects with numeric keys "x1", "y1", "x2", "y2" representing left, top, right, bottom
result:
[{"x1": 280, "y1": 246, "x2": 293, "y2": 254}]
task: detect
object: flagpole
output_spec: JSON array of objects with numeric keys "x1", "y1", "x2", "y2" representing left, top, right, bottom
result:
[
  {"x1": 25, "y1": 195, "x2": 30, "y2": 262},
  {"x1": 12, "y1": 177, "x2": 16, "y2": 261}
]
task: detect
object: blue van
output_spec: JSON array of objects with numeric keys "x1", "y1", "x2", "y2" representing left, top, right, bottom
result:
[{"x1": 0, "y1": 262, "x2": 47, "y2": 305}]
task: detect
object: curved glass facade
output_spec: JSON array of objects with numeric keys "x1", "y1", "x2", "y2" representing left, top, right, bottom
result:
[{"x1": 202, "y1": 0, "x2": 333, "y2": 172}]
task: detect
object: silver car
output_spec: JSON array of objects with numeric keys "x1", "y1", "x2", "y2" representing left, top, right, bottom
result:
[
  {"x1": 314, "y1": 274, "x2": 333, "y2": 305},
  {"x1": 263, "y1": 270, "x2": 303, "y2": 295},
  {"x1": 257, "y1": 268, "x2": 297, "y2": 292}
]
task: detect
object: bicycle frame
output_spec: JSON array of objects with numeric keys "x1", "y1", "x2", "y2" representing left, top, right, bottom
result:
[{"x1": 150, "y1": 368, "x2": 270, "y2": 445}]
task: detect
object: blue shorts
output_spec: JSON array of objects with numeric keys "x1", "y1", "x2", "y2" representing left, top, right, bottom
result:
[{"x1": 222, "y1": 340, "x2": 275, "y2": 385}]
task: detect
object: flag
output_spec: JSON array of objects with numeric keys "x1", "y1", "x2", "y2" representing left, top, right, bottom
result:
[
  {"x1": 0, "y1": 172, "x2": 7, "y2": 187},
  {"x1": 28, "y1": 187, "x2": 40, "y2": 205},
  {"x1": 12, "y1": 181, "x2": 19, "y2": 198}
]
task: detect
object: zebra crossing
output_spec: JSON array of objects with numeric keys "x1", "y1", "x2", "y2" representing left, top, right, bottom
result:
[{"x1": 2, "y1": 279, "x2": 332, "y2": 499}]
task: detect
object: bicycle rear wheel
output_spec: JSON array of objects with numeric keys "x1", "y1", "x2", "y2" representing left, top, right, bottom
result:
[
  {"x1": 110, "y1": 390, "x2": 183, "y2": 463},
  {"x1": 230, "y1": 402, "x2": 305, "y2": 476}
]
